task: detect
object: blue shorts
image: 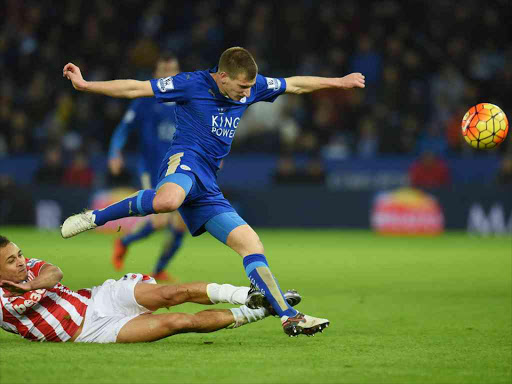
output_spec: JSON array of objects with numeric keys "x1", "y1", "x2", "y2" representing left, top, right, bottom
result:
[{"x1": 156, "y1": 149, "x2": 237, "y2": 237}]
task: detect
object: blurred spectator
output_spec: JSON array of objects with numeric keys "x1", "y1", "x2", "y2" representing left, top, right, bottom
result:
[
  {"x1": 34, "y1": 146, "x2": 65, "y2": 185},
  {"x1": 430, "y1": 64, "x2": 467, "y2": 123},
  {"x1": 273, "y1": 154, "x2": 297, "y2": 184},
  {"x1": 349, "y1": 35, "x2": 382, "y2": 104},
  {"x1": 409, "y1": 151, "x2": 451, "y2": 188},
  {"x1": 416, "y1": 122, "x2": 449, "y2": 156},
  {"x1": 303, "y1": 156, "x2": 326, "y2": 184},
  {"x1": 322, "y1": 134, "x2": 351, "y2": 160},
  {"x1": 356, "y1": 117, "x2": 379, "y2": 158},
  {"x1": 495, "y1": 156, "x2": 512, "y2": 185},
  {"x1": 273, "y1": 154, "x2": 326, "y2": 185},
  {"x1": 62, "y1": 151, "x2": 94, "y2": 188},
  {"x1": 0, "y1": 175, "x2": 35, "y2": 225},
  {"x1": 0, "y1": 134, "x2": 7, "y2": 157}
]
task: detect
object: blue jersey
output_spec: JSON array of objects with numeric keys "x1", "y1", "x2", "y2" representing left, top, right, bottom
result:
[
  {"x1": 150, "y1": 67, "x2": 286, "y2": 236},
  {"x1": 149, "y1": 67, "x2": 286, "y2": 172},
  {"x1": 108, "y1": 98, "x2": 176, "y2": 187}
]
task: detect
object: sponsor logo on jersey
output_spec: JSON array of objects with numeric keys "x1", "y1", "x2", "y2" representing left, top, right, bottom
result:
[
  {"x1": 157, "y1": 77, "x2": 174, "y2": 93},
  {"x1": 211, "y1": 115, "x2": 241, "y2": 138},
  {"x1": 266, "y1": 77, "x2": 281, "y2": 91}
]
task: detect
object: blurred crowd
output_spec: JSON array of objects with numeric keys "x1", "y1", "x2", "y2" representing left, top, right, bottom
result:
[{"x1": 1, "y1": 0, "x2": 511, "y2": 167}]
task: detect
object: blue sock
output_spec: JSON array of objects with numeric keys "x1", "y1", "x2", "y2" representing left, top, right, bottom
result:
[
  {"x1": 93, "y1": 189, "x2": 156, "y2": 226},
  {"x1": 243, "y1": 254, "x2": 297, "y2": 318},
  {"x1": 121, "y1": 220, "x2": 155, "y2": 247},
  {"x1": 154, "y1": 228, "x2": 185, "y2": 274}
]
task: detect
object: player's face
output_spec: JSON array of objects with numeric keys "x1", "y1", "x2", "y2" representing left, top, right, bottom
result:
[
  {"x1": 221, "y1": 72, "x2": 256, "y2": 101},
  {"x1": 0, "y1": 242, "x2": 27, "y2": 283},
  {"x1": 154, "y1": 59, "x2": 180, "y2": 78}
]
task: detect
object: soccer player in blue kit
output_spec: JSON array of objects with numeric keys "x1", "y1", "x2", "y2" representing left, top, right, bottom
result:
[
  {"x1": 61, "y1": 47, "x2": 365, "y2": 337},
  {"x1": 108, "y1": 53, "x2": 187, "y2": 281}
]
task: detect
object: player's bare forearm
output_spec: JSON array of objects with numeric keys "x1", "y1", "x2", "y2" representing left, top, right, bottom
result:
[
  {"x1": 284, "y1": 73, "x2": 365, "y2": 94},
  {"x1": 0, "y1": 265, "x2": 63, "y2": 296},
  {"x1": 28, "y1": 265, "x2": 63, "y2": 290},
  {"x1": 84, "y1": 80, "x2": 154, "y2": 99},
  {"x1": 63, "y1": 62, "x2": 153, "y2": 98}
]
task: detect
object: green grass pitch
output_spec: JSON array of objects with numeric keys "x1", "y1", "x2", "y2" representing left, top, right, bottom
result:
[{"x1": 0, "y1": 227, "x2": 510, "y2": 384}]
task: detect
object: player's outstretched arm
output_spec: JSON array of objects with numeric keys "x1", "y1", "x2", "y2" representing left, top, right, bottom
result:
[
  {"x1": 284, "y1": 73, "x2": 365, "y2": 94},
  {"x1": 0, "y1": 264, "x2": 63, "y2": 297},
  {"x1": 63, "y1": 63, "x2": 154, "y2": 99}
]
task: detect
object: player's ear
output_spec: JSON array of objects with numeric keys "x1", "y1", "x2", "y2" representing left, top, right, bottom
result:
[{"x1": 219, "y1": 72, "x2": 229, "y2": 84}]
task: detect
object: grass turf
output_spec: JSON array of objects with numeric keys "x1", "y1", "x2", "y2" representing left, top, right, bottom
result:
[{"x1": 0, "y1": 227, "x2": 510, "y2": 384}]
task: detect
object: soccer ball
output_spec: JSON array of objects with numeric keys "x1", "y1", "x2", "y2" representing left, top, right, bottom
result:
[{"x1": 461, "y1": 103, "x2": 508, "y2": 149}]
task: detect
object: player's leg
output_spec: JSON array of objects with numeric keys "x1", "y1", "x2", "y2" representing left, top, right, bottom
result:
[
  {"x1": 133, "y1": 281, "x2": 251, "y2": 311},
  {"x1": 61, "y1": 151, "x2": 195, "y2": 238},
  {"x1": 116, "y1": 306, "x2": 267, "y2": 343},
  {"x1": 152, "y1": 212, "x2": 187, "y2": 280},
  {"x1": 205, "y1": 213, "x2": 329, "y2": 336},
  {"x1": 61, "y1": 178, "x2": 191, "y2": 238}
]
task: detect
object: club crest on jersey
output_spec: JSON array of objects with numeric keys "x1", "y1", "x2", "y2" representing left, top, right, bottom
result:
[
  {"x1": 266, "y1": 77, "x2": 281, "y2": 91},
  {"x1": 157, "y1": 77, "x2": 174, "y2": 93}
]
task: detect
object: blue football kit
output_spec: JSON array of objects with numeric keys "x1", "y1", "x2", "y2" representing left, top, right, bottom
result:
[
  {"x1": 149, "y1": 67, "x2": 287, "y2": 237},
  {"x1": 108, "y1": 98, "x2": 176, "y2": 188}
]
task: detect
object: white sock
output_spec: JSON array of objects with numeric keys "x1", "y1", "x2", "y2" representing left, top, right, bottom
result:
[
  {"x1": 228, "y1": 305, "x2": 269, "y2": 328},
  {"x1": 207, "y1": 283, "x2": 250, "y2": 305}
]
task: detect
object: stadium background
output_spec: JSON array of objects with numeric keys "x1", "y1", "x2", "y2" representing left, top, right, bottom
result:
[
  {"x1": 0, "y1": 1, "x2": 511, "y2": 384},
  {"x1": 1, "y1": 0, "x2": 512, "y2": 233}
]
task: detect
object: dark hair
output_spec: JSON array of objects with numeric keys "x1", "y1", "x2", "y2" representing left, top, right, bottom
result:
[
  {"x1": 218, "y1": 47, "x2": 258, "y2": 80},
  {"x1": 0, "y1": 236, "x2": 10, "y2": 249}
]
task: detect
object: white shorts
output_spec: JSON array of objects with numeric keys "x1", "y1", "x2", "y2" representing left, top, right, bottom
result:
[{"x1": 74, "y1": 273, "x2": 156, "y2": 343}]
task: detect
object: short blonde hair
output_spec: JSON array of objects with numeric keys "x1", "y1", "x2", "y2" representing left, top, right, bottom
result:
[{"x1": 218, "y1": 47, "x2": 258, "y2": 80}]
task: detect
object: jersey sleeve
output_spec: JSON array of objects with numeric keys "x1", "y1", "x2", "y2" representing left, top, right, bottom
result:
[
  {"x1": 150, "y1": 72, "x2": 193, "y2": 103},
  {"x1": 108, "y1": 99, "x2": 141, "y2": 159},
  {"x1": 252, "y1": 74, "x2": 287, "y2": 103},
  {"x1": 25, "y1": 258, "x2": 47, "y2": 276}
]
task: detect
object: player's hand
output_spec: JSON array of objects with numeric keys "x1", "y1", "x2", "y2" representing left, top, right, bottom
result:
[
  {"x1": 339, "y1": 73, "x2": 365, "y2": 89},
  {"x1": 109, "y1": 156, "x2": 124, "y2": 176},
  {"x1": 0, "y1": 280, "x2": 32, "y2": 297},
  {"x1": 63, "y1": 62, "x2": 88, "y2": 91}
]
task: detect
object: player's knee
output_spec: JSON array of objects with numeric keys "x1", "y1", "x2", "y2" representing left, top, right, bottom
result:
[
  {"x1": 227, "y1": 225, "x2": 265, "y2": 256},
  {"x1": 237, "y1": 236, "x2": 264, "y2": 255},
  {"x1": 153, "y1": 192, "x2": 182, "y2": 213},
  {"x1": 244, "y1": 230, "x2": 264, "y2": 254},
  {"x1": 252, "y1": 237, "x2": 264, "y2": 254}
]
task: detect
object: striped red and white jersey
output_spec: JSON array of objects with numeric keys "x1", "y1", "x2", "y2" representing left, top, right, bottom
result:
[{"x1": 0, "y1": 258, "x2": 91, "y2": 342}]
